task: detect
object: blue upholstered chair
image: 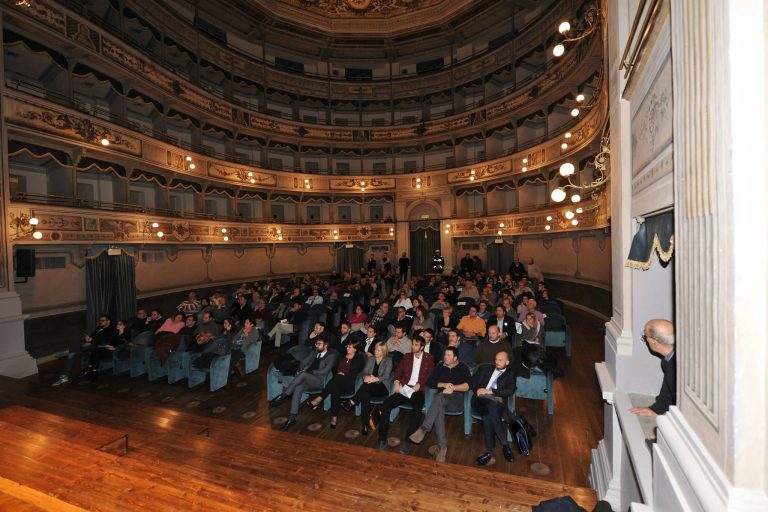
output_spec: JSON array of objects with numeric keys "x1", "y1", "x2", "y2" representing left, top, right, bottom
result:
[
  {"x1": 543, "y1": 312, "x2": 571, "y2": 357},
  {"x1": 388, "y1": 388, "x2": 433, "y2": 422},
  {"x1": 423, "y1": 387, "x2": 473, "y2": 437},
  {"x1": 129, "y1": 346, "x2": 148, "y2": 378},
  {"x1": 516, "y1": 370, "x2": 555, "y2": 415},
  {"x1": 266, "y1": 345, "x2": 313, "y2": 400},
  {"x1": 243, "y1": 340, "x2": 262, "y2": 374},
  {"x1": 144, "y1": 347, "x2": 168, "y2": 382},
  {"x1": 187, "y1": 352, "x2": 232, "y2": 392}
]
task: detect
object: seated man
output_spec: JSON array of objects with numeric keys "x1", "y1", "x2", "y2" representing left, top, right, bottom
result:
[
  {"x1": 519, "y1": 312, "x2": 545, "y2": 371},
  {"x1": 337, "y1": 321, "x2": 363, "y2": 352},
  {"x1": 387, "y1": 306, "x2": 413, "y2": 337},
  {"x1": 369, "y1": 302, "x2": 391, "y2": 335},
  {"x1": 630, "y1": 319, "x2": 676, "y2": 417},
  {"x1": 386, "y1": 326, "x2": 412, "y2": 368},
  {"x1": 519, "y1": 298, "x2": 545, "y2": 326},
  {"x1": 457, "y1": 279, "x2": 480, "y2": 302},
  {"x1": 407, "y1": 346, "x2": 471, "y2": 461},
  {"x1": 189, "y1": 311, "x2": 222, "y2": 352},
  {"x1": 52, "y1": 314, "x2": 118, "y2": 386},
  {"x1": 487, "y1": 305, "x2": 515, "y2": 342},
  {"x1": 474, "y1": 325, "x2": 514, "y2": 366},
  {"x1": 307, "y1": 321, "x2": 336, "y2": 348},
  {"x1": 269, "y1": 338, "x2": 336, "y2": 431},
  {"x1": 420, "y1": 328, "x2": 442, "y2": 364},
  {"x1": 377, "y1": 335, "x2": 435, "y2": 451},
  {"x1": 231, "y1": 295, "x2": 253, "y2": 325},
  {"x1": 447, "y1": 329, "x2": 475, "y2": 369},
  {"x1": 267, "y1": 302, "x2": 307, "y2": 348},
  {"x1": 473, "y1": 350, "x2": 516, "y2": 466},
  {"x1": 456, "y1": 305, "x2": 487, "y2": 342},
  {"x1": 177, "y1": 291, "x2": 201, "y2": 316}
]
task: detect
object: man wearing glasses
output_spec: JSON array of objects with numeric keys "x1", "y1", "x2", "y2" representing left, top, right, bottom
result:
[{"x1": 630, "y1": 319, "x2": 676, "y2": 417}]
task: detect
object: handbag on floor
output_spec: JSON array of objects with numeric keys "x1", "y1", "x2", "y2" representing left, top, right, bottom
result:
[{"x1": 508, "y1": 413, "x2": 537, "y2": 455}]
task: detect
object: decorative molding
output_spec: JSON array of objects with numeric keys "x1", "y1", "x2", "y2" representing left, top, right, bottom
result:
[
  {"x1": 4, "y1": 97, "x2": 141, "y2": 156},
  {"x1": 209, "y1": 163, "x2": 277, "y2": 187},
  {"x1": 329, "y1": 177, "x2": 395, "y2": 191},
  {"x1": 447, "y1": 162, "x2": 508, "y2": 184}
]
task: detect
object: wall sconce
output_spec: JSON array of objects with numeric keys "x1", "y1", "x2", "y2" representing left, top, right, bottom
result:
[
  {"x1": 140, "y1": 220, "x2": 163, "y2": 240},
  {"x1": 10, "y1": 211, "x2": 42, "y2": 240},
  {"x1": 469, "y1": 169, "x2": 476, "y2": 181},
  {"x1": 304, "y1": 178, "x2": 312, "y2": 189},
  {"x1": 444, "y1": 223, "x2": 451, "y2": 235},
  {"x1": 551, "y1": 126, "x2": 610, "y2": 205},
  {"x1": 551, "y1": 5, "x2": 601, "y2": 58},
  {"x1": 389, "y1": 227, "x2": 394, "y2": 236},
  {"x1": 333, "y1": 229, "x2": 339, "y2": 240}
]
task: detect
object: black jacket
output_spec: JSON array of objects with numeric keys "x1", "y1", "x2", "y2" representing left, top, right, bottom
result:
[
  {"x1": 471, "y1": 364, "x2": 516, "y2": 399},
  {"x1": 649, "y1": 353, "x2": 676, "y2": 414}
]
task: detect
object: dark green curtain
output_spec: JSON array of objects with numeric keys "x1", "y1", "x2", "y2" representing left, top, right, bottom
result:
[
  {"x1": 86, "y1": 250, "x2": 137, "y2": 330},
  {"x1": 486, "y1": 239, "x2": 516, "y2": 275},
  {"x1": 336, "y1": 245, "x2": 365, "y2": 275},
  {"x1": 409, "y1": 221, "x2": 440, "y2": 276},
  {"x1": 626, "y1": 211, "x2": 674, "y2": 270}
]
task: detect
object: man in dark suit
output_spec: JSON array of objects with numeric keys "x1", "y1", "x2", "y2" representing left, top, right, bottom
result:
[
  {"x1": 377, "y1": 335, "x2": 435, "y2": 450},
  {"x1": 52, "y1": 314, "x2": 119, "y2": 386},
  {"x1": 487, "y1": 305, "x2": 516, "y2": 342},
  {"x1": 420, "y1": 328, "x2": 443, "y2": 364},
  {"x1": 269, "y1": 338, "x2": 337, "y2": 430},
  {"x1": 472, "y1": 350, "x2": 517, "y2": 465},
  {"x1": 631, "y1": 319, "x2": 676, "y2": 417}
]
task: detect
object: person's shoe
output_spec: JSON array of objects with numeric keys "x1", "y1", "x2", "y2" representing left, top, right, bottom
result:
[
  {"x1": 502, "y1": 444, "x2": 514, "y2": 462},
  {"x1": 236, "y1": 360, "x2": 246, "y2": 378},
  {"x1": 269, "y1": 394, "x2": 287, "y2": 407},
  {"x1": 329, "y1": 421, "x2": 337, "y2": 429},
  {"x1": 408, "y1": 427, "x2": 426, "y2": 445},
  {"x1": 361, "y1": 424, "x2": 369, "y2": 436},
  {"x1": 51, "y1": 375, "x2": 69, "y2": 387},
  {"x1": 435, "y1": 446, "x2": 447, "y2": 463},
  {"x1": 79, "y1": 365, "x2": 94, "y2": 377},
  {"x1": 399, "y1": 440, "x2": 412, "y2": 455},
  {"x1": 279, "y1": 418, "x2": 296, "y2": 431},
  {"x1": 476, "y1": 452, "x2": 493, "y2": 466},
  {"x1": 306, "y1": 398, "x2": 321, "y2": 411},
  {"x1": 376, "y1": 440, "x2": 388, "y2": 450},
  {"x1": 340, "y1": 400, "x2": 353, "y2": 412}
]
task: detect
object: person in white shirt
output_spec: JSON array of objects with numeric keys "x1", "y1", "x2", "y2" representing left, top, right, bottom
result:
[{"x1": 305, "y1": 288, "x2": 324, "y2": 307}]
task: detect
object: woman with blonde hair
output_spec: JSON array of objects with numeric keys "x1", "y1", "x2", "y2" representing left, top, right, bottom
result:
[{"x1": 341, "y1": 341, "x2": 393, "y2": 435}]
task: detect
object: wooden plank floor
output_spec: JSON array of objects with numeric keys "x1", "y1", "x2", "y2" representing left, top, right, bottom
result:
[{"x1": 1, "y1": 309, "x2": 604, "y2": 511}]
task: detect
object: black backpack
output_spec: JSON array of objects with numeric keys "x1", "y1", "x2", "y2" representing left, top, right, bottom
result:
[
  {"x1": 274, "y1": 353, "x2": 301, "y2": 375},
  {"x1": 508, "y1": 413, "x2": 537, "y2": 455}
]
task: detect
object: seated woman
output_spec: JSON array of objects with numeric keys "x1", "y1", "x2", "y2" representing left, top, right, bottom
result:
[
  {"x1": 476, "y1": 300, "x2": 491, "y2": 321},
  {"x1": 341, "y1": 342, "x2": 393, "y2": 435},
  {"x1": 229, "y1": 318, "x2": 260, "y2": 377},
  {"x1": 113, "y1": 319, "x2": 132, "y2": 360},
  {"x1": 410, "y1": 306, "x2": 433, "y2": 336},
  {"x1": 306, "y1": 340, "x2": 365, "y2": 428},
  {"x1": 152, "y1": 313, "x2": 185, "y2": 360},
  {"x1": 192, "y1": 318, "x2": 236, "y2": 369},
  {"x1": 347, "y1": 304, "x2": 368, "y2": 332}
]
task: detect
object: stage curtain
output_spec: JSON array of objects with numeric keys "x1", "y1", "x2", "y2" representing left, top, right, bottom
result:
[
  {"x1": 409, "y1": 221, "x2": 441, "y2": 276},
  {"x1": 86, "y1": 250, "x2": 136, "y2": 330}
]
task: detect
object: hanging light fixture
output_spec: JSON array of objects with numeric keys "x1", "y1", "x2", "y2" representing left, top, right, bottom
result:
[
  {"x1": 565, "y1": 211, "x2": 575, "y2": 220},
  {"x1": 560, "y1": 162, "x2": 576, "y2": 177},
  {"x1": 551, "y1": 6, "x2": 600, "y2": 57},
  {"x1": 551, "y1": 188, "x2": 567, "y2": 202},
  {"x1": 571, "y1": 194, "x2": 582, "y2": 203}
]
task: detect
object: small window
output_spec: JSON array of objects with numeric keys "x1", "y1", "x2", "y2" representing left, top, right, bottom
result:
[
  {"x1": 304, "y1": 161, "x2": 319, "y2": 172},
  {"x1": 306, "y1": 205, "x2": 321, "y2": 223},
  {"x1": 268, "y1": 158, "x2": 284, "y2": 170},
  {"x1": 336, "y1": 162, "x2": 350, "y2": 173},
  {"x1": 372, "y1": 162, "x2": 388, "y2": 172},
  {"x1": 338, "y1": 205, "x2": 352, "y2": 221},
  {"x1": 369, "y1": 205, "x2": 383, "y2": 221}
]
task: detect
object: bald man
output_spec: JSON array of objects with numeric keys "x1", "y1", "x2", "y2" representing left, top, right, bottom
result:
[{"x1": 630, "y1": 319, "x2": 676, "y2": 417}]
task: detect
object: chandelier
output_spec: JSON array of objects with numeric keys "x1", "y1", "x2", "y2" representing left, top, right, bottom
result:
[{"x1": 550, "y1": 125, "x2": 610, "y2": 206}]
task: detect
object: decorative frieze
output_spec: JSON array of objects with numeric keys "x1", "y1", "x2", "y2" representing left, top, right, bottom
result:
[
  {"x1": 447, "y1": 162, "x2": 509, "y2": 184},
  {"x1": 329, "y1": 177, "x2": 395, "y2": 191},
  {"x1": 209, "y1": 163, "x2": 276, "y2": 187}
]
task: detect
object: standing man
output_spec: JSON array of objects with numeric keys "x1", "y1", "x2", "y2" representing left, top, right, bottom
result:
[
  {"x1": 432, "y1": 249, "x2": 445, "y2": 275},
  {"x1": 630, "y1": 319, "x2": 676, "y2": 417},
  {"x1": 367, "y1": 253, "x2": 377, "y2": 273},
  {"x1": 398, "y1": 252, "x2": 410, "y2": 285}
]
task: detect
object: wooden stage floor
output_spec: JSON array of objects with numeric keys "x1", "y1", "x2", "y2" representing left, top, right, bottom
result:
[{"x1": 0, "y1": 310, "x2": 604, "y2": 511}]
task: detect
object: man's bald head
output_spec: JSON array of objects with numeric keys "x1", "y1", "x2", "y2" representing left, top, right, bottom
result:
[{"x1": 644, "y1": 319, "x2": 675, "y2": 347}]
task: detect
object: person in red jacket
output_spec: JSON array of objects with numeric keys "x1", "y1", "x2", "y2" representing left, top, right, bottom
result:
[{"x1": 376, "y1": 335, "x2": 435, "y2": 450}]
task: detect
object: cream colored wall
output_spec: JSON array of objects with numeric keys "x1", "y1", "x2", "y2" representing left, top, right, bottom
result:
[{"x1": 518, "y1": 231, "x2": 611, "y2": 285}]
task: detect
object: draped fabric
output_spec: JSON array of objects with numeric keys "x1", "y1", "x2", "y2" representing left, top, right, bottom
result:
[
  {"x1": 486, "y1": 239, "x2": 516, "y2": 275},
  {"x1": 409, "y1": 222, "x2": 441, "y2": 276},
  {"x1": 85, "y1": 250, "x2": 136, "y2": 331},
  {"x1": 626, "y1": 211, "x2": 675, "y2": 270},
  {"x1": 336, "y1": 245, "x2": 365, "y2": 275}
]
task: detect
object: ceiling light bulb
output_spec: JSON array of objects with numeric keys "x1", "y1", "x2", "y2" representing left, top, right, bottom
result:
[
  {"x1": 189, "y1": 163, "x2": 196, "y2": 170},
  {"x1": 100, "y1": 138, "x2": 110, "y2": 146},
  {"x1": 29, "y1": 217, "x2": 39, "y2": 226},
  {"x1": 561, "y1": 143, "x2": 568, "y2": 150},
  {"x1": 221, "y1": 228, "x2": 227, "y2": 233},
  {"x1": 333, "y1": 230, "x2": 338, "y2": 234},
  {"x1": 545, "y1": 225, "x2": 551, "y2": 231},
  {"x1": 571, "y1": 219, "x2": 579, "y2": 226},
  {"x1": 416, "y1": 177, "x2": 421, "y2": 182},
  {"x1": 151, "y1": 222, "x2": 159, "y2": 228},
  {"x1": 446, "y1": 224, "x2": 451, "y2": 228},
  {"x1": 32, "y1": 231, "x2": 43, "y2": 239},
  {"x1": 470, "y1": 169, "x2": 476, "y2": 174},
  {"x1": 360, "y1": 181, "x2": 366, "y2": 186},
  {"x1": 571, "y1": 194, "x2": 581, "y2": 203},
  {"x1": 276, "y1": 229, "x2": 281, "y2": 234},
  {"x1": 559, "y1": 162, "x2": 576, "y2": 177},
  {"x1": 553, "y1": 44, "x2": 565, "y2": 57},
  {"x1": 185, "y1": 156, "x2": 192, "y2": 162},
  {"x1": 499, "y1": 223, "x2": 505, "y2": 228},
  {"x1": 522, "y1": 166, "x2": 528, "y2": 172},
  {"x1": 565, "y1": 132, "x2": 572, "y2": 139},
  {"x1": 558, "y1": 21, "x2": 571, "y2": 34},
  {"x1": 416, "y1": 184, "x2": 422, "y2": 189},
  {"x1": 157, "y1": 231, "x2": 164, "y2": 237},
  {"x1": 278, "y1": 235, "x2": 283, "y2": 241},
  {"x1": 571, "y1": 108, "x2": 580, "y2": 117},
  {"x1": 576, "y1": 93, "x2": 585, "y2": 102},
  {"x1": 248, "y1": 172, "x2": 254, "y2": 177},
  {"x1": 306, "y1": 183, "x2": 311, "y2": 188},
  {"x1": 223, "y1": 236, "x2": 229, "y2": 242},
  {"x1": 546, "y1": 216, "x2": 553, "y2": 221},
  {"x1": 250, "y1": 178, "x2": 256, "y2": 184},
  {"x1": 334, "y1": 235, "x2": 339, "y2": 240},
  {"x1": 361, "y1": 187, "x2": 366, "y2": 191},
  {"x1": 522, "y1": 158, "x2": 528, "y2": 164},
  {"x1": 469, "y1": 176, "x2": 475, "y2": 181},
  {"x1": 497, "y1": 230, "x2": 503, "y2": 235},
  {"x1": 576, "y1": 207, "x2": 583, "y2": 214},
  {"x1": 551, "y1": 188, "x2": 567, "y2": 202},
  {"x1": 565, "y1": 211, "x2": 575, "y2": 220}
]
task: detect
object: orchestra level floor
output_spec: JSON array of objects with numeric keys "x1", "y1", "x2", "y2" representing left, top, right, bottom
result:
[{"x1": 0, "y1": 309, "x2": 604, "y2": 511}]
